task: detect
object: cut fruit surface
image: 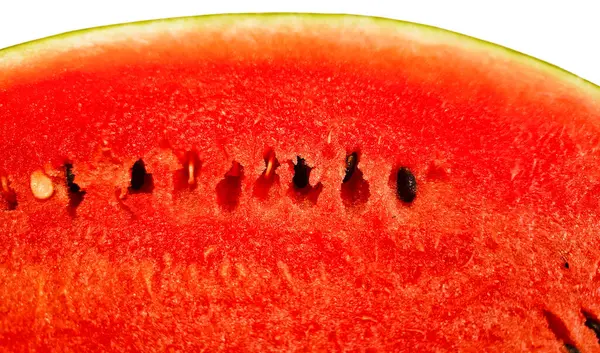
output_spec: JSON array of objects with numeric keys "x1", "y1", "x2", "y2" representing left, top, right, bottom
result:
[{"x1": 1, "y1": 13, "x2": 600, "y2": 352}]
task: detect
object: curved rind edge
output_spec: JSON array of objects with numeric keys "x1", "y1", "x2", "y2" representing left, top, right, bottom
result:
[{"x1": 0, "y1": 12, "x2": 598, "y2": 97}]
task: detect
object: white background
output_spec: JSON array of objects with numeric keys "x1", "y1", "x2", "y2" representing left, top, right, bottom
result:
[{"x1": 1, "y1": 0, "x2": 599, "y2": 85}]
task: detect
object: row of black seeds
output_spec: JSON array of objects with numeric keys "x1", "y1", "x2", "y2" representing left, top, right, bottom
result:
[
  {"x1": 0, "y1": 153, "x2": 417, "y2": 210},
  {"x1": 129, "y1": 153, "x2": 417, "y2": 203}
]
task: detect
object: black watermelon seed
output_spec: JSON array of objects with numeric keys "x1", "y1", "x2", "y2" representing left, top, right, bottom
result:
[
  {"x1": 343, "y1": 152, "x2": 358, "y2": 183},
  {"x1": 292, "y1": 157, "x2": 310, "y2": 189},
  {"x1": 396, "y1": 167, "x2": 417, "y2": 203},
  {"x1": 130, "y1": 159, "x2": 147, "y2": 191}
]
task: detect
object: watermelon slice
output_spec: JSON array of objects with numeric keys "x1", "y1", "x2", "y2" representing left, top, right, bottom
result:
[{"x1": 1, "y1": 14, "x2": 600, "y2": 352}]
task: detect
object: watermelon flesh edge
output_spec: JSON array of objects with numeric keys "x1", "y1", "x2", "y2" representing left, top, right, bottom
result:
[{"x1": 1, "y1": 13, "x2": 600, "y2": 352}]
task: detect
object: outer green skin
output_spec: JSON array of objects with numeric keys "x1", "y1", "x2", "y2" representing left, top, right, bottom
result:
[{"x1": 0, "y1": 13, "x2": 598, "y2": 95}]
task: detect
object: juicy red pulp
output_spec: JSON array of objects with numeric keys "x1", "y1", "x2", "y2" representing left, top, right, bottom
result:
[{"x1": 1, "y1": 18, "x2": 600, "y2": 353}]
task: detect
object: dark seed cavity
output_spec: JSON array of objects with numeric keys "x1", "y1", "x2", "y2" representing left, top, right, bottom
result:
[
  {"x1": 216, "y1": 161, "x2": 244, "y2": 211},
  {"x1": 396, "y1": 167, "x2": 417, "y2": 203},
  {"x1": 65, "y1": 163, "x2": 83, "y2": 193},
  {"x1": 1, "y1": 179, "x2": 17, "y2": 210},
  {"x1": 128, "y1": 159, "x2": 154, "y2": 194},
  {"x1": 292, "y1": 157, "x2": 311, "y2": 190},
  {"x1": 64, "y1": 163, "x2": 86, "y2": 210},
  {"x1": 564, "y1": 343, "x2": 581, "y2": 353},
  {"x1": 173, "y1": 151, "x2": 202, "y2": 191},
  {"x1": 262, "y1": 150, "x2": 279, "y2": 178},
  {"x1": 341, "y1": 152, "x2": 370, "y2": 207},
  {"x1": 130, "y1": 159, "x2": 147, "y2": 191},
  {"x1": 544, "y1": 310, "x2": 577, "y2": 350},
  {"x1": 582, "y1": 310, "x2": 600, "y2": 344},
  {"x1": 253, "y1": 150, "x2": 280, "y2": 200},
  {"x1": 2, "y1": 193, "x2": 17, "y2": 210},
  {"x1": 343, "y1": 152, "x2": 358, "y2": 183},
  {"x1": 288, "y1": 157, "x2": 322, "y2": 205}
]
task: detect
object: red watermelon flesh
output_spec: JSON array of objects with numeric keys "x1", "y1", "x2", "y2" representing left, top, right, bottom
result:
[{"x1": 1, "y1": 14, "x2": 600, "y2": 352}]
